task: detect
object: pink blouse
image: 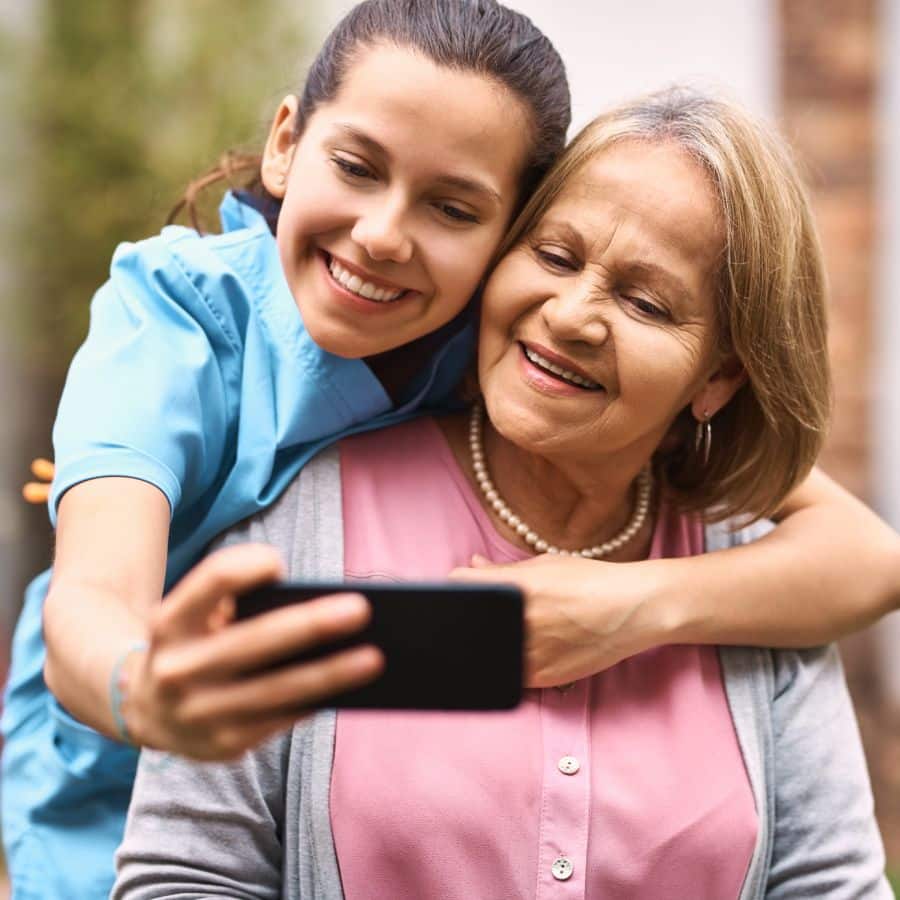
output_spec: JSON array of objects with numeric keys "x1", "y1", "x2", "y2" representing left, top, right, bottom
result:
[{"x1": 331, "y1": 418, "x2": 757, "y2": 899}]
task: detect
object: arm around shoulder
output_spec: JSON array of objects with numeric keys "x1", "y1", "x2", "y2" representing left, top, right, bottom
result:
[{"x1": 664, "y1": 467, "x2": 900, "y2": 649}]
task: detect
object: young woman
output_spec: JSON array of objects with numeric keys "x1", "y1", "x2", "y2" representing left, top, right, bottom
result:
[{"x1": 2, "y1": 3, "x2": 570, "y2": 896}]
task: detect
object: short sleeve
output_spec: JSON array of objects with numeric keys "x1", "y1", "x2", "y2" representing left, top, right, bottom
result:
[{"x1": 50, "y1": 233, "x2": 240, "y2": 523}]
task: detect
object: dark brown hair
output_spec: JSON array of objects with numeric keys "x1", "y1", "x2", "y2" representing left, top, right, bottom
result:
[{"x1": 171, "y1": 0, "x2": 570, "y2": 232}]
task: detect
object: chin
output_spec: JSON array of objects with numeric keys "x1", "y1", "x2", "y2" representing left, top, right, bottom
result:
[{"x1": 303, "y1": 317, "x2": 371, "y2": 360}]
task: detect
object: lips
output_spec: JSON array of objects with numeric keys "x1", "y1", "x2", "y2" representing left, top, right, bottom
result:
[
  {"x1": 324, "y1": 252, "x2": 409, "y2": 303},
  {"x1": 520, "y1": 342, "x2": 603, "y2": 391}
]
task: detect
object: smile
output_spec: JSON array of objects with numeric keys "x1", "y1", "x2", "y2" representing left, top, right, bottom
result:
[
  {"x1": 522, "y1": 344, "x2": 602, "y2": 390},
  {"x1": 326, "y1": 255, "x2": 406, "y2": 303}
]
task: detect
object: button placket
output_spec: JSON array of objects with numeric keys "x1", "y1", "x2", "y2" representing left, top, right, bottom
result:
[{"x1": 536, "y1": 681, "x2": 591, "y2": 898}]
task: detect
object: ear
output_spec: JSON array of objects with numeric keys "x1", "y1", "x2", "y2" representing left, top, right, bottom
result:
[
  {"x1": 690, "y1": 353, "x2": 746, "y2": 422},
  {"x1": 261, "y1": 95, "x2": 301, "y2": 199}
]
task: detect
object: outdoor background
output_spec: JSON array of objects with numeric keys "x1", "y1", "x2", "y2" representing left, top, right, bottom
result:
[{"x1": 1, "y1": 0, "x2": 899, "y2": 893}]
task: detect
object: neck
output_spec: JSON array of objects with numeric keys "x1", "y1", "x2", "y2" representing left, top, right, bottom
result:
[
  {"x1": 437, "y1": 410, "x2": 655, "y2": 561},
  {"x1": 365, "y1": 308, "x2": 471, "y2": 404},
  {"x1": 482, "y1": 418, "x2": 648, "y2": 551}
]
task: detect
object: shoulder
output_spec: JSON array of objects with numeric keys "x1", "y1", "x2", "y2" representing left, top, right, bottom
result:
[{"x1": 104, "y1": 196, "x2": 295, "y2": 356}]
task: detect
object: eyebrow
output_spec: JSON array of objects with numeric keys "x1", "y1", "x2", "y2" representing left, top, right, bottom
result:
[
  {"x1": 534, "y1": 218, "x2": 582, "y2": 246},
  {"x1": 334, "y1": 123, "x2": 503, "y2": 206}
]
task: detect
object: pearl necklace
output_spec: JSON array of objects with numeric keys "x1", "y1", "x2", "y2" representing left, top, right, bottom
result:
[{"x1": 469, "y1": 402, "x2": 653, "y2": 558}]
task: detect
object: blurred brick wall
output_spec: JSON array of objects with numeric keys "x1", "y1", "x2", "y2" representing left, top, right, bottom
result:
[
  {"x1": 780, "y1": 0, "x2": 878, "y2": 500},
  {"x1": 779, "y1": 0, "x2": 900, "y2": 864}
]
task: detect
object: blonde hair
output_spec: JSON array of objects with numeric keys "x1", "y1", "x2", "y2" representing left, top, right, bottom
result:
[{"x1": 495, "y1": 87, "x2": 831, "y2": 522}]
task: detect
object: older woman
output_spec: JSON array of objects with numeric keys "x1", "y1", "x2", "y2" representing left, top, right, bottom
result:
[{"x1": 113, "y1": 89, "x2": 889, "y2": 899}]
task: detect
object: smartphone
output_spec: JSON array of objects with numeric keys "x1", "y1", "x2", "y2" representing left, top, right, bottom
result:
[{"x1": 236, "y1": 581, "x2": 524, "y2": 711}]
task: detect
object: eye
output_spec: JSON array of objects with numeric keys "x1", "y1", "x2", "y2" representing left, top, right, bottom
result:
[
  {"x1": 534, "y1": 245, "x2": 578, "y2": 271},
  {"x1": 625, "y1": 295, "x2": 669, "y2": 320},
  {"x1": 435, "y1": 203, "x2": 479, "y2": 224},
  {"x1": 331, "y1": 155, "x2": 375, "y2": 181}
]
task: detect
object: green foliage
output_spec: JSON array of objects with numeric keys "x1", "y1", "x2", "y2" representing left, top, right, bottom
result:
[{"x1": 8, "y1": 0, "x2": 314, "y2": 373}]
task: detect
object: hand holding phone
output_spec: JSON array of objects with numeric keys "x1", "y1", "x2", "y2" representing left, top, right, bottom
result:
[
  {"x1": 237, "y1": 581, "x2": 524, "y2": 711},
  {"x1": 122, "y1": 544, "x2": 384, "y2": 761}
]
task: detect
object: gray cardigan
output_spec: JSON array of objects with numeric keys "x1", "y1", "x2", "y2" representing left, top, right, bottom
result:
[{"x1": 113, "y1": 445, "x2": 891, "y2": 899}]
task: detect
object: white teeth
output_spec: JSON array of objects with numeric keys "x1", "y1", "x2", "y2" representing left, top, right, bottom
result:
[
  {"x1": 523, "y1": 346, "x2": 601, "y2": 390},
  {"x1": 328, "y1": 258, "x2": 404, "y2": 302}
]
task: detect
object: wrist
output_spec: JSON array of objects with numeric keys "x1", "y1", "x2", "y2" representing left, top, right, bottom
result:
[
  {"x1": 110, "y1": 641, "x2": 149, "y2": 747},
  {"x1": 632, "y1": 557, "x2": 704, "y2": 649}
]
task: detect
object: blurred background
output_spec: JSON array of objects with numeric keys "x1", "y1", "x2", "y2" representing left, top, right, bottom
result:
[{"x1": 1, "y1": 0, "x2": 898, "y2": 892}]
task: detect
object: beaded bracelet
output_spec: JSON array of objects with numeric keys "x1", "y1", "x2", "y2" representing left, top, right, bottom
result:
[{"x1": 109, "y1": 640, "x2": 149, "y2": 745}]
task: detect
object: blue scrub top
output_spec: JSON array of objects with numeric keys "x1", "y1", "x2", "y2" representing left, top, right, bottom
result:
[
  {"x1": 1, "y1": 193, "x2": 474, "y2": 898},
  {"x1": 51, "y1": 191, "x2": 473, "y2": 584}
]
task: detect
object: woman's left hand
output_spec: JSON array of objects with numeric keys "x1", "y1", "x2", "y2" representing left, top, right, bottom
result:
[{"x1": 450, "y1": 554, "x2": 672, "y2": 688}]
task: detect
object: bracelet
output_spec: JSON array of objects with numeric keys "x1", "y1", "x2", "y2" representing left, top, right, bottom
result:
[{"x1": 110, "y1": 640, "x2": 149, "y2": 746}]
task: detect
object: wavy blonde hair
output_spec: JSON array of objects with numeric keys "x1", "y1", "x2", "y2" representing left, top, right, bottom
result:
[{"x1": 493, "y1": 87, "x2": 831, "y2": 522}]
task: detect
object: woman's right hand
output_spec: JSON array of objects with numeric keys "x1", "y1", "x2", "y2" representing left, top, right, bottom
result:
[{"x1": 123, "y1": 543, "x2": 384, "y2": 760}]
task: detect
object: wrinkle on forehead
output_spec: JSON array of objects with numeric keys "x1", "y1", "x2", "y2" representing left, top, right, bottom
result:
[
  {"x1": 538, "y1": 145, "x2": 725, "y2": 312},
  {"x1": 565, "y1": 145, "x2": 723, "y2": 261}
]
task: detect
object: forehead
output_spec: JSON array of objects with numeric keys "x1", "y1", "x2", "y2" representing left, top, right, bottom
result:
[
  {"x1": 314, "y1": 42, "x2": 531, "y2": 187},
  {"x1": 546, "y1": 140, "x2": 724, "y2": 267}
]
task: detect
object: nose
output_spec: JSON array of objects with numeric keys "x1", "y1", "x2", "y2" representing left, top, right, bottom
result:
[
  {"x1": 541, "y1": 278, "x2": 611, "y2": 347},
  {"x1": 350, "y1": 197, "x2": 414, "y2": 264}
]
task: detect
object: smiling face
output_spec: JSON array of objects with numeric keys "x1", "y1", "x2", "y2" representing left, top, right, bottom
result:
[
  {"x1": 478, "y1": 139, "x2": 745, "y2": 471},
  {"x1": 261, "y1": 43, "x2": 532, "y2": 359}
]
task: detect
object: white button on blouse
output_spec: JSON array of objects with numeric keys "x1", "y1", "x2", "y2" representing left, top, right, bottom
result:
[
  {"x1": 551, "y1": 856, "x2": 574, "y2": 881},
  {"x1": 557, "y1": 755, "x2": 580, "y2": 775}
]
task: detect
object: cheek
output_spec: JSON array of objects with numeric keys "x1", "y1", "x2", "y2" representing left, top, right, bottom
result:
[
  {"x1": 477, "y1": 301, "x2": 528, "y2": 391},
  {"x1": 479, "y1": 256, "x2": 535, "y2": 325},
  {"x1": 619, "y1": 329, "x2": 709, "y2": 408},
  {"x1": 279, "y1": 160, "x2": 356, "y2": 244},
  {"x1": 476, "y1": 331, "x2": 503, "y2": 385},
  {"x1": 427, "y1": 226, "x2": 505, "y2": 307},
  {"x1": 276, "y1": 202, "x2": 317, "y2": 259}
]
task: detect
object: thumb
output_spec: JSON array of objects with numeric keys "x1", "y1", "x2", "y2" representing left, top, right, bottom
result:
[
  {"x1": 448, "y1": 558, "x2": 512, "y2": 583},
  {"x1": 159, "y1": 544, "x2": 285, "y2": 637}
]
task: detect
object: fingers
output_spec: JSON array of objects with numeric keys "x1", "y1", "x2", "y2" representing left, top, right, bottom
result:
[
  {"x1": 22, "y1": 482, "x2": 51, "y2": 504},
  {"x1": 154, "y1": 592, "x2": 373, "y2": 684},
  {"x1": 449, "y1": 562, "x2": 514, "y2": 582},
  {"x1": 22, "y1": 458, "x2": 55, "y2": 504},
  {"x1": 129, "y1": 592, "x2": 378, "y2": 759},
  {"x1": 175, "y1": 644, "x2": 384, "y2": 724},
  {"x1": 156, "y1": 544, "x2": 286, "y2": 638},
  {"x1": 31, "y1": 458, "x2": 55, "y2": 480}
]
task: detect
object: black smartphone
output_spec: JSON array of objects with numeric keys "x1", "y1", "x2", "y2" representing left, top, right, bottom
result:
[{"x1": 236, "y1": 581, "x2": 524, "y2": 711}]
